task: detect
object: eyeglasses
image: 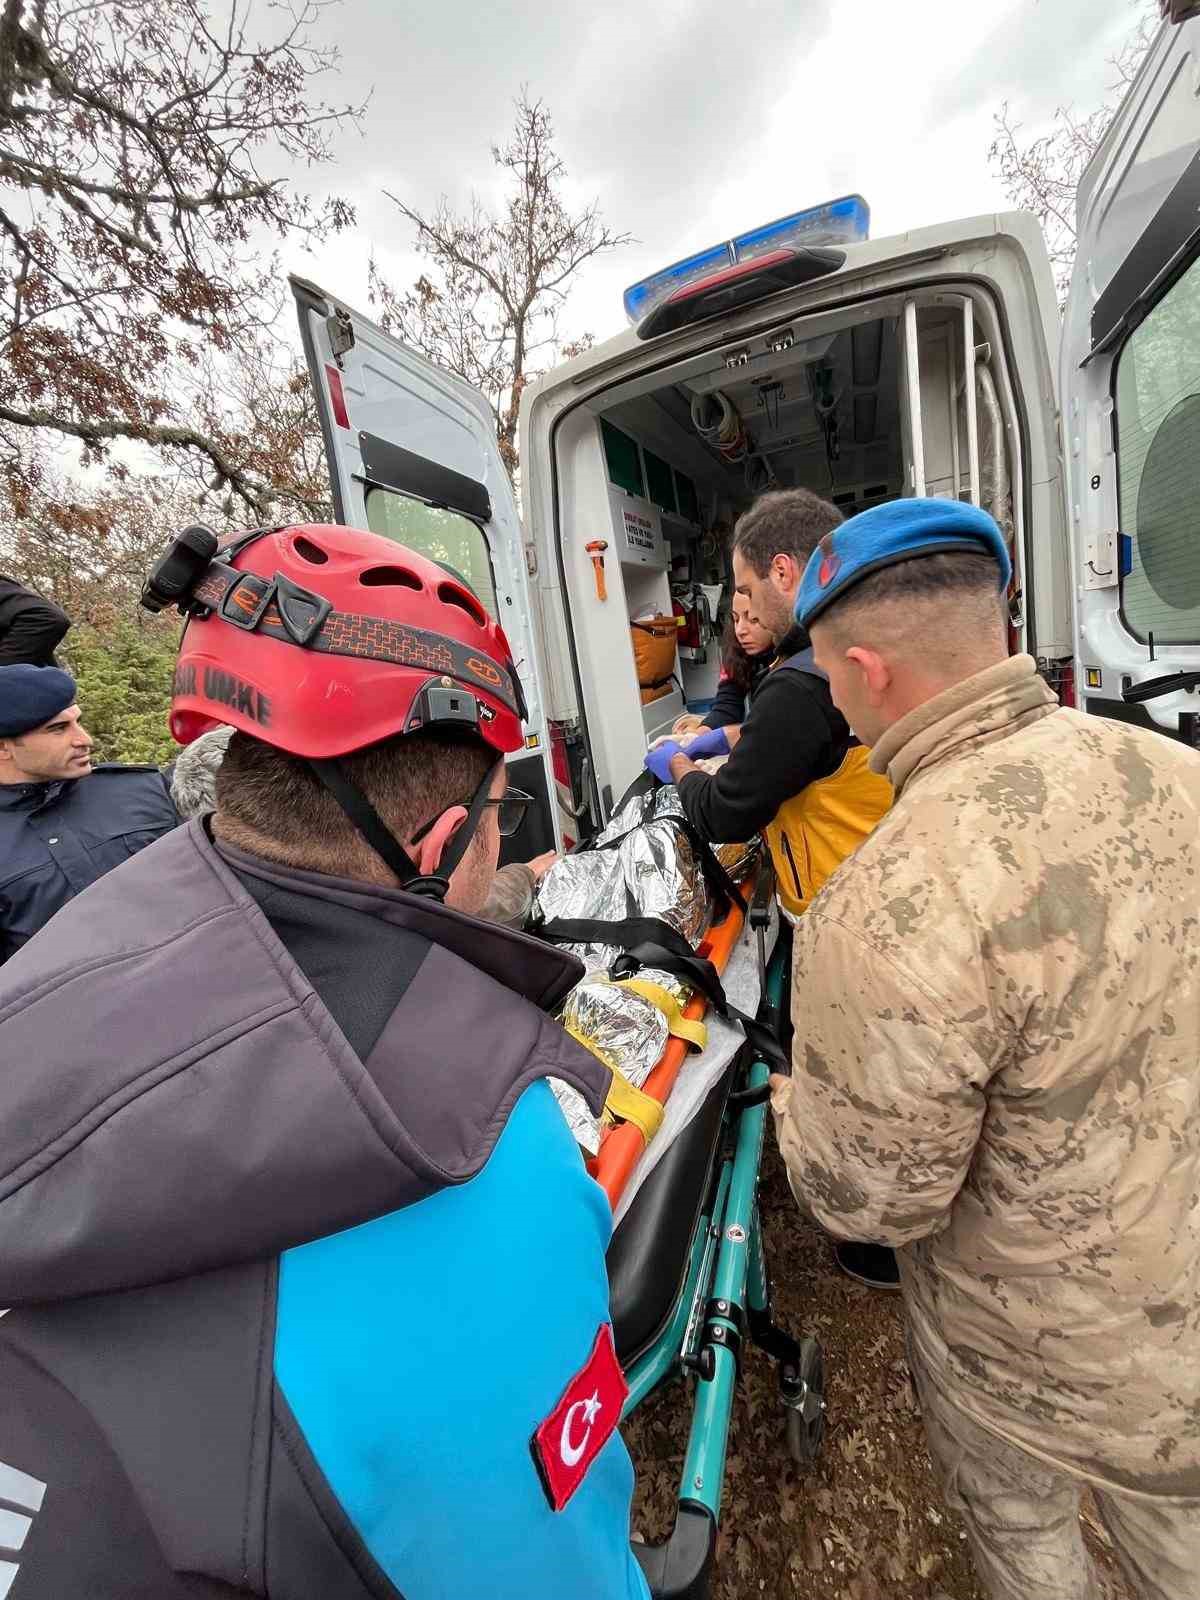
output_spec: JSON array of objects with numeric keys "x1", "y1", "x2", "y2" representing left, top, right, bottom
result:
[
  {"x1": 411, "y1": 785, "x2": 533, "y2": 845},
  {"x1": 487, "y1": 786, "x2": 533, "y2": 838}
]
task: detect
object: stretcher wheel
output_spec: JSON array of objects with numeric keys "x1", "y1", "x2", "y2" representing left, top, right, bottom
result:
[{"x1": 781, "y1": 1336, "x2": 825, "y2": 1466}]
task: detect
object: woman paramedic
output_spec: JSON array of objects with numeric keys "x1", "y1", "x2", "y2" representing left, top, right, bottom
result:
[{"x1": 671, "y1": 591, "x2": 773, "y2": 740}]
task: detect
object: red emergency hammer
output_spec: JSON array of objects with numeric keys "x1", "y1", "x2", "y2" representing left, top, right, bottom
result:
[{"x1": 585, "y1": 539, "x2": 608, "y2": 602}]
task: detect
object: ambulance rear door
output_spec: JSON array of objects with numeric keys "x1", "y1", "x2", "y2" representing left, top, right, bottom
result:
[
  {"x1": 1062, "y1": 9, "x2": 1200, "y2": 746},
  {"x1": 292, "y1": 275, "x2": 558, "y2": 855},
  {"x1": 522, "y1": 207, "x2": 1068, "y2": 817}
]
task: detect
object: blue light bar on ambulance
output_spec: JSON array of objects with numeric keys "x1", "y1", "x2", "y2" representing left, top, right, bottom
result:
[
  {"x1": 622, "y1": 240, "x2": 734, "y2": 328},
  {"x1": 623, "y1": 195, "x2": 870, "y2": 328}
]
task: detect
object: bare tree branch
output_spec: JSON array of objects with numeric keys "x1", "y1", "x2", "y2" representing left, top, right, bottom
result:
[
  {"x1": 0, "y1": 0, "x2": 362, "y2": 506},
  {"x1": 374, "y1": 92, "x2": 631, "y2": 481},
  {"x1": 987, "y1": 2, "x2": 1157, "y2": 306}
]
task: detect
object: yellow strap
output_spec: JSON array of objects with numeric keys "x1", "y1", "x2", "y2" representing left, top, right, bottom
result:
[
  {"x1": 564, "y1": 1022, "x2": 666, "y2": 1143},
  {"x1": 612, "y1": 978, "x2": 708, "y2": 1052},
  {"x1": 602, "y1": 1068, "x2": 665, "y2": 1142}
]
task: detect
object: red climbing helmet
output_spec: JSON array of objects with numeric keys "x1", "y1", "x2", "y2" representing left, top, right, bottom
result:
[{"x1": 167, "y1": 522, "x2": 526, "y2": 759}]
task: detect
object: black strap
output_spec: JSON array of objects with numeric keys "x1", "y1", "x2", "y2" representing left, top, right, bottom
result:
[
  {"x1": 576, "y1": 774, "x2": 653, "y2": 849},
  {"x1": 434, "y1": 767, "x2": 495, "y2": 881},
  {"x1": 749, "y1": 852, "x2": 776, "y2": 931},
  {"x1": 615, "y1": 940, "x2": 787, "y2": 1073},
  {"x1": 539, "y1": 915, "x2": 701, "y2": 959},
  {"x1": 309, "y1": 760, "x2": 496, "y2": 903},
  {"x1": 539, "y1": 914, "x2": 786, "y2": 1072},
  {"x1": 580, "y1": 780, "x2": 746, "y2": 919},
  {"x1": 673, "y1": 812, "x2": 747, "y2": 917},
  {"x1": 310, "y1": 759, "x2": 427, "y2": 888}
]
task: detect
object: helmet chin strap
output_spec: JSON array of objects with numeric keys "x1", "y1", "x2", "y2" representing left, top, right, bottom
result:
[{"x1": 309, "y1": 758, "x2": 494, "y2": 903}]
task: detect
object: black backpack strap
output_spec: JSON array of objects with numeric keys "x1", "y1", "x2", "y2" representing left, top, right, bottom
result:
[
  {"x1": 580, "y1": 771, "x2": 748, "y2": 919},
  {"x1": 672, "y1": 811, "x2": 747, "y2": 916}
]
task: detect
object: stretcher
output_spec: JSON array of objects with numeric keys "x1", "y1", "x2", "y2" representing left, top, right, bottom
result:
[
  {"x1": 538, "y1": 777, "x2": 788, "y2": 1204},
  {"x1": 588, "y1": 892, "x2": 749, "y2": 1210},
  {"x1": 536, "y1": 796, "x2": 827, "y2": 1599},
  {"x1": 614, "y1": 930, "x2": 826, "y2": 1600}
]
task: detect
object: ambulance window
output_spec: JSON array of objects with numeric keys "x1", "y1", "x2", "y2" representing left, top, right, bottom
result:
[
  {"x1": 1115, "y1": 256, "x2": 1200, "y2": 643},
  {"x1": 644, "y1": 448, "x2": 678, "y2": 515},
  {"x1": 675, "y1": 470, "x2": 700, "y2": 525},
  {"x1": 365, "y1": 487, "x2": 499, "y2": 617},
  {"x1": 601, "y1": 419, "x2": 645, "y2": 497}
]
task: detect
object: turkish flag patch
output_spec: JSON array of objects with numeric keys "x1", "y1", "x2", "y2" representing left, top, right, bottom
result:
[{"x1": 531, "y1": 1323, "x2": 628, "y2": 1512}]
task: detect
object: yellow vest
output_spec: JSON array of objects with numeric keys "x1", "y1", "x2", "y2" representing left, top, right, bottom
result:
[{"x1": 764, "y1": 744, "x2": 893, "y2": 918}]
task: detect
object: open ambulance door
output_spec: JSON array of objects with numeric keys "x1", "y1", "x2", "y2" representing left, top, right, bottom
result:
[
  {"x1": 1062, "y1": 10, "x2": 1200, "y2": 747},
  {"x1": 291, "y1": 275, "x2": 558, "y2": 858}
]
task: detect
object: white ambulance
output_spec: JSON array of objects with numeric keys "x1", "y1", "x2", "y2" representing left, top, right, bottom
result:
[{"x1": 295, "y1": 10, "x2": 1200, "y2": 858}]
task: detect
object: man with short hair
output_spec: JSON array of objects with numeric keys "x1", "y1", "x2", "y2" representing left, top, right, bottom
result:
[
  {"x1": 0, "y1": 663, "x2": 177, "y2": 962},
  {"x1": 169, "y1": 721, "x2": 559, "y2": 927},
  {"x1": 645, "y1": 487, "x2": 894, "y2": 1289},
  {"x1": 0, "y1": 572, "x2": 70, "y2": 666},
  {"x1": 773, "y1": 497, "x2": 1200, "y2": 1600},
  {"x1": 0, "y1": 524, "x2": 648, "y2": 1600},
  {"x1": 646, "y1": 489, "x2": 891, "y2": 923}
]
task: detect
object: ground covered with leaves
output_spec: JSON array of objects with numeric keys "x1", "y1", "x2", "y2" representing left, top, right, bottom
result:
[{"x1": 624, "y1": 1135, "x2": 1132, "y2": 1600}]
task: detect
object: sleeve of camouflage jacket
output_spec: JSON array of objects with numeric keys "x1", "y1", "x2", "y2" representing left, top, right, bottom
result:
[
  {"x1": 480, "y1": 863, "x2": 537, "y2": 928},
  {"x1": 772, "y1": 911, "x2": 992, "y2": 1247}
]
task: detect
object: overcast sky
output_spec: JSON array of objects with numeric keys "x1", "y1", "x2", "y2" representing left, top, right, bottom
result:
[{"x1": 286, "y1": 0, "x2": 1144, "y2": 351}]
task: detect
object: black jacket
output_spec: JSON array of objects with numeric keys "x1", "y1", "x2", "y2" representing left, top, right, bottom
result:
[
  {"x1": 0, "y1": 575, "x2": 70, "y2": 666},
  {"x1": 678, "y1": 633, "x2": 850, "y2": 844}
]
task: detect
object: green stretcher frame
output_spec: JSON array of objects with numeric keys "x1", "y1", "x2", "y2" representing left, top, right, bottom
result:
[{"x1": 624, "y1": 942, "x2": 826, "y2": 1600}]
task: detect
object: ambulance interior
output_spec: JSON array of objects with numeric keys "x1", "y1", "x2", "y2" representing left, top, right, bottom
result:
[{"x1": 556, "y1": 291, "x2": 1019, "y2": 817}]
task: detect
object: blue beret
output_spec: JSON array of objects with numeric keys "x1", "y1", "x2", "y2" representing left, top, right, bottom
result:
[
  {"x1": 795, "y1": 498, "x2": 1012, "y2": 629},
  {"x1": 0, "y1": 665, "x2": 78, "y2": 737}
]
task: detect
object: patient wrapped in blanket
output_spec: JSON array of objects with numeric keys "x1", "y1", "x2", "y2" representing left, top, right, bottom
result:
[{"x1": 532, "y1": 784, "x2": 755, "y2": 1153}]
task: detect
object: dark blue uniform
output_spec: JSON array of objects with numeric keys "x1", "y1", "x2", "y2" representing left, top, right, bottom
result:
[{"x1": 0, "y1": 765, "x2": 177, "y2": 962}]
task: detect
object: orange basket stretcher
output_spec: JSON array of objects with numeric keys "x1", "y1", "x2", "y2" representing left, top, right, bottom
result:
[{"x1": 585, "y1": 895, "x2": 748, "y2": 1210}]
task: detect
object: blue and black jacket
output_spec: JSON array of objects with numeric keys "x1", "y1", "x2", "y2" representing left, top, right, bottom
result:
[{"x1": 0, "y1": 821, "x2": 649, "y2": 1599}]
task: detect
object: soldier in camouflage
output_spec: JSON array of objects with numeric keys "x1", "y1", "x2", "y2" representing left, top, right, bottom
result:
[{"x1": 772, "y1": 499, "x2": 1200, "y2": 1600}]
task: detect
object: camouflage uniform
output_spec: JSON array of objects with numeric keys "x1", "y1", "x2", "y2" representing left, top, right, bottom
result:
[
  {"x1": 481, "y1": 861, "x2": 538, "y2": 926},
  {"x1": 772, "y1": 655, "x2": 1200, "y2": 1597},
  {"x1": 911, "y1": 1335, "x2": 1199, "y2": 1600}
]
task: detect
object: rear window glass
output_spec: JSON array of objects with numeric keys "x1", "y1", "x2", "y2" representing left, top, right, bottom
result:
[
  {"x1": 601, "y1": 419, "x2": 645, "y2": 497},
  {"x1": 365, "y1": 488, "x2": 498, "y2": 618},
  {"x1": 643, "y1": 448, "x2": 678, "y2": 515},
  {"x1": 1115, "y1": 254, "x2": 1200, "y2": 643},
  {"x1": 674, "y1": 470, "x2": 700, "y2": 524}
]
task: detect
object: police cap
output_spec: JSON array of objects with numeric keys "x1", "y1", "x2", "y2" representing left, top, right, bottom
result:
[{"x1": 0, "y1": 665, "x2": 78, "y2": 737}]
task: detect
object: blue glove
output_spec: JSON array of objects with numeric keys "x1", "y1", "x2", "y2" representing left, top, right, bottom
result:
[
  {"x1": 644, "y1": 740, "x2": 685, "y2": 784},
  {"x1": 681, "y1": 725, "x2": 730, "y2": 760}
]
